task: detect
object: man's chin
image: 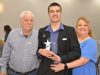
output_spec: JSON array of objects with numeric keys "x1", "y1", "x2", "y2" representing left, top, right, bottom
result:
[{"x1": 51, "y1": 20, "x2": 60, "y2": 23}]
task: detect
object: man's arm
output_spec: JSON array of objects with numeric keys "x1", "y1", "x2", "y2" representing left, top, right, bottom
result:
[
  {"x1": 61, "y1": 27, "x2": 81, "y2": 63},
  {"x1": 0, "y1": 34, "x2": 11, "y2": 74},
  {"x1": 36, "y1": 28, "x2": 44, "y2": 58}
]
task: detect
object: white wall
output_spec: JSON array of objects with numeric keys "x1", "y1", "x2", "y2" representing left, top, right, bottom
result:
[{"x1": 0, "y1": 0, "x2": 100, "y2": 42}]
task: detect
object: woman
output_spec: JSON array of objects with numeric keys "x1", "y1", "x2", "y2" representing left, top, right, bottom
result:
[{"x1": 50, "y1": 17, "x2": 98, "y2": 75}]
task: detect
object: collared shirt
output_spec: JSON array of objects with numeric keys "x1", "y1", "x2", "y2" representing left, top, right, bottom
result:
[
  {"x1": 1, "y1": 28, "x2": 39, "y2": 73},
  {"x1": 46, "y1": 24, "x2": 64, "y2": 54}
]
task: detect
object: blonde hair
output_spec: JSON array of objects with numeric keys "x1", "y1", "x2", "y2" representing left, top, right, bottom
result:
[{"x1": 75, "y1": 16, "x2": 93, "y2": 38}]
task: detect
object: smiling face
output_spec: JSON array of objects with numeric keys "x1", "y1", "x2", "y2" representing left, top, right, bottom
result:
[
  {"x1": 48, "y1": 6, "x2": 62, "y2": 23},
  {"x1": 75, "y1": 17, "x2": 93, "y2": 38},
  {"x1": 76, "y1": 19, "x2": 89, "y2": 36}
]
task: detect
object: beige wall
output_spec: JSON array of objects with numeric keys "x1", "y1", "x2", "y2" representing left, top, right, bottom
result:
[{"x1": 0, "y1": 0, "x2": 100, "y2": 42}]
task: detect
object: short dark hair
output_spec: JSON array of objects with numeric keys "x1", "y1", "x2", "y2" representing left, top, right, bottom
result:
[
  {"x1": 48, "y1": 2, "x2": 62, "y2": 12},
  {"x1": 4, "y1": 25, "x2": 12, "y2": 33}
]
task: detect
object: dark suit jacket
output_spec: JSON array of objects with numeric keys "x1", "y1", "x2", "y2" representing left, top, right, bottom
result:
[{"x1": 37, "y1": 25, "x2": 81, "y2": 75}]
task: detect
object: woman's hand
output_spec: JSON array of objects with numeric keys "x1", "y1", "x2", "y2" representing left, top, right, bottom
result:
[{"x1": 48, "y1": 53, "x2": 61, "y2": 63}]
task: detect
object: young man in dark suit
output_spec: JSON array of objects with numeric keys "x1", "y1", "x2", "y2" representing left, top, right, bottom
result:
[{"x1": 37, "y1": 2, "x2": 81, "y2": 75}]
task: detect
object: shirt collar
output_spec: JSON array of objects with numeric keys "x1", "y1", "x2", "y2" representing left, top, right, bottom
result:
[
  {"x1": 46, "y1": 24, "x2": 64, "y2": 32},
  {"x1": 19, "y1": 28, "x2": 32, "y2": 37}
]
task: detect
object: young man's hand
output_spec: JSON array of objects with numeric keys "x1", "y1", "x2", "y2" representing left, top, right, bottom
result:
[
  {"x1": 50, "y1": 63, "x2": 65, "y2": 72},
  {"x1": 38, "y1": 49, "x2": 54, "y2": 58}
]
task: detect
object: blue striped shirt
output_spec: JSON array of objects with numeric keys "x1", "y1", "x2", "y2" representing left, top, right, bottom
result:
[
  {"x1": 1, "y1": 28, "x2": 39, "y2": 73},
  {"x1": 46, "y1": 24, "x2": 64, "y2": 54}
]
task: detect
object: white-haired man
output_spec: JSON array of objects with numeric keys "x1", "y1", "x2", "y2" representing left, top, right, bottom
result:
[{"x1": 0, "y1": 11, "x2": 39, "y2": 75}]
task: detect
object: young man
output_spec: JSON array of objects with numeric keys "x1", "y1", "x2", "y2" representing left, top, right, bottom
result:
[
  {"x1": 37, "y1": 2, "x2": 81, "y2": 75},
  {"x1": 0, "y1": 11, "x2": 39, "y2": 75}
]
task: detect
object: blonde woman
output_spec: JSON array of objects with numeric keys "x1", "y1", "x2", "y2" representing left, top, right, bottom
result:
[{"x1": 50, "y1": 17, "x2": 98, "y2": 75}]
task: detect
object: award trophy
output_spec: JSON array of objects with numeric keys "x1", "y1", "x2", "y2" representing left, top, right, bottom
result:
[
  {"x1": 44, "y1": 40, "x2": 51, "y2": 50},
  {"x1": 44, "y1": 40, "x2": 57, "y2": 63}
]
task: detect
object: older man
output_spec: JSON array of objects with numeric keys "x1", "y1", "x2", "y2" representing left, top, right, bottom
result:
[{"x1": 0, "y1": 11, "x2": 39, "y2": 75}]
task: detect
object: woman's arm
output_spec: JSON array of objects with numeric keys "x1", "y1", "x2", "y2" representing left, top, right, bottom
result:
[
  {"x1": 50, "y1": 57, "x2": 90, "y2": 72},
  {"x1": 66, "y1": 57, "x2": 90, "y2": 69}
]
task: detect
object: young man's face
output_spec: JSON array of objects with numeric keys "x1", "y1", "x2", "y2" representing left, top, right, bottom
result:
[{"x1": 48, "y1": 6, "x2": 62, "y2": 23}]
